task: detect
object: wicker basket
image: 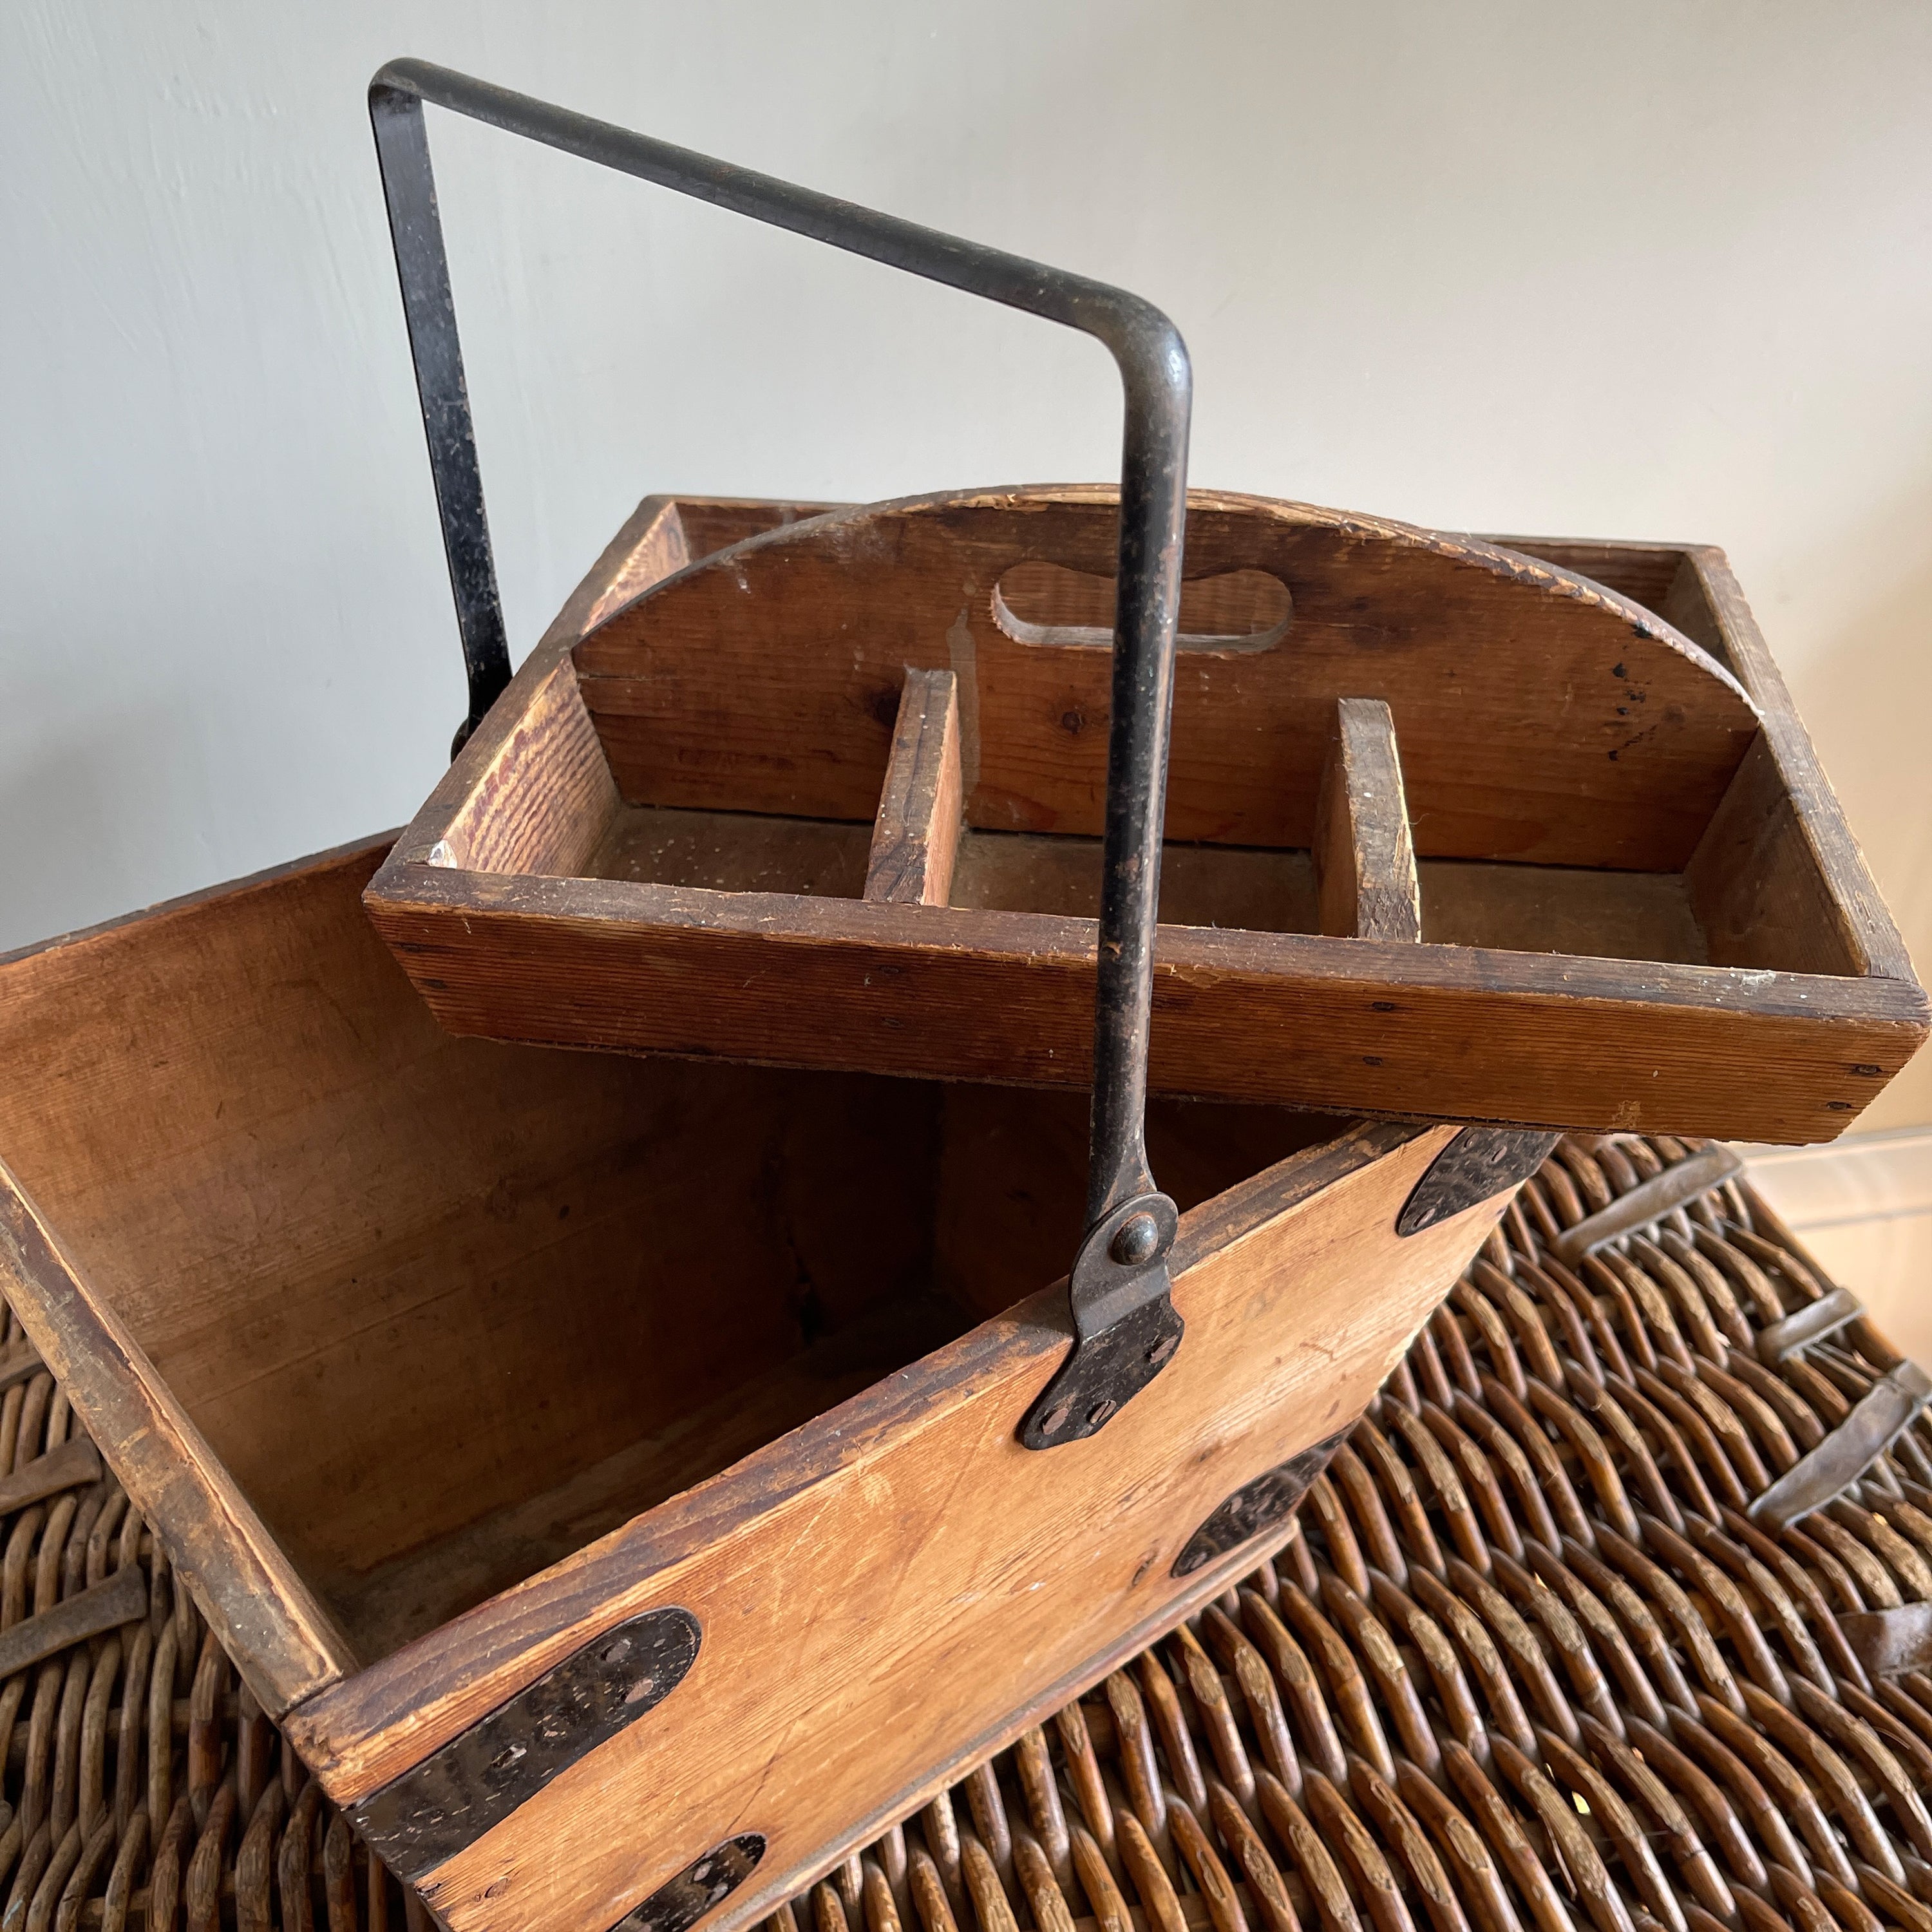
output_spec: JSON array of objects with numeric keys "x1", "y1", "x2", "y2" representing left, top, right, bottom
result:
[{"x1": 1, "y1": 1139, "x2": 1928, "y2": 1932}]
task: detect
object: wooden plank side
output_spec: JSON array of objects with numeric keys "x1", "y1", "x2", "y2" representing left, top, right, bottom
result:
[
  {"x1": 290, "y1": 1119, "x2": 1426, "y2": 1784},
  {"x1": 1314, "y1": 697, "x2": 1422, "y2": 942},
  {"x1": 1494, "y1": 533, "x2": 1917, "y2": 992},
  {"x1": 440, "y1": 659, "x2": 618, "y2": 878},
  {"x1": 864, "y1": 668, "x2": 963, "y2": 906},
  {"x1": 571, "y1": 488, "x2": 1760, "y2": 872},
  {"x1": 285, "y1": 1124, "x2": 1501, "y2": 1932},
  {"x1": 1685, "y1": 731, "x2": 1867, "y2": 977},
  {"x1": 1672, "y1": 545, "x2": 1917, "y2": 986},
  {"x1": 0, "y1": 840, "x2": 952, "y2": 1664},
  {"x1": 363, "y1": 866, "x2": 1927, "y2": 1142},
  {"x1": 0, "y1": 1168, "x2": 357, "y2": 1719}
]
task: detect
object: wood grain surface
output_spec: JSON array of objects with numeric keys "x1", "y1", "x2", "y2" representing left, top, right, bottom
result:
[
  {"x1": 0, "y1": 844, "x2": 947, "y2": 1667},
  {"x1": 285, "y1": 1121, "x2": 1501, "y2": 1932},
  {"x1": 1501, "y1": 536, "x2": 1913, "y2": 985},
  {"x1": 0, "y1": 1165, "x2": 357, "y2": 1718},
  {"x1": 864, "y1": 668, "x2": 963, "y2": 905},
  {"x1": 1314, "y1": 697, "x2": 1421, "y2": 942},
  {"x1": 571, "y1": 488, "x2": 1759, "y2": 873},
  {"x1": 365, "y1": 864, "x2": 1923, "y2": 1142},
  {"x1": 364, "y1": 494, "x2": 1924, "y2": 1143}
]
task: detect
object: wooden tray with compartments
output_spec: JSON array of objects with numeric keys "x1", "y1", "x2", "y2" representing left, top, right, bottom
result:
[
  {"x1": 365, "y1": 486, "x2": 1926, "y2": 1146},
  {"x1": 0, "y1": 837, "x2": 1539, "y2": 1932}
]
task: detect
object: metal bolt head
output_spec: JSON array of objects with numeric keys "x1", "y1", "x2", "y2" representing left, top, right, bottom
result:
[{"x1": 1110, "y1": 1212, "x2": 1161, "y2": 1267}]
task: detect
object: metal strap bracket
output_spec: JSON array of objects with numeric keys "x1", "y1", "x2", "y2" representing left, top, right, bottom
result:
[
  {"x1": 1549, "y1": 1144, "x2": 1743, "y2": 1267},
  {"x1": 1757, "y1": 1284, "x2": 1865, "y2": 1365},
  {"x1": 1748, "y1": 1358, "x2": 1932, "y2": 1532}
]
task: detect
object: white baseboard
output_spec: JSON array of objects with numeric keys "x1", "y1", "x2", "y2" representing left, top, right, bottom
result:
[{"x1": 1736, "y1": 1127, "x2": 1932, "y2": 1363}]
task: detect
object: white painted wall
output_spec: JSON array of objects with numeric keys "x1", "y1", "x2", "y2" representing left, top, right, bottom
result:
[{"x1": 5, "y1": 1, "x2": 1930, "y2": 1121}]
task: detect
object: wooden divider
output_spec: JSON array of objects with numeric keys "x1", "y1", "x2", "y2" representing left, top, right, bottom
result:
[
  {"x1": 865, "y1": 670, "x2": 964, "y2": 907},
  {"x1": 1313, "y1": 697, "x2": 1422, "y2": 942}
]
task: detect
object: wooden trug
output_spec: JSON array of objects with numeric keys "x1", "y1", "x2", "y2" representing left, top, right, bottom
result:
[
  {"x1": 0, "y1": 1144, "x2": 1926, "y2": 1932},
  {"x1": 0, "y1": 836, "x2": 1519, "y2": 1932},
  {"x1": 364, "y1": 488, "x2": 1927, "y2": 1144}
]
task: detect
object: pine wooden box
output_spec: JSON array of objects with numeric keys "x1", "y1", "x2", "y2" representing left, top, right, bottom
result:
[
  {"x1": 365, "y1": 489, "x2": 1926, "y2": 1147},
  {"x1": 0, "y1": 842, "x2": 1530, "y2": 1932}
]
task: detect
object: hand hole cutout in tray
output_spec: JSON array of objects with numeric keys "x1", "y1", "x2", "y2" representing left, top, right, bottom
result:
[{"x1": 992, "y1": 560, "x2": 1291, "y2": 652}]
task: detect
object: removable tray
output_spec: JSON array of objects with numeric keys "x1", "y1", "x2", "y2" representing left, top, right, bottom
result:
[{"x1": 365, "y1": 487, "x2": 1927, "y2": 1143}]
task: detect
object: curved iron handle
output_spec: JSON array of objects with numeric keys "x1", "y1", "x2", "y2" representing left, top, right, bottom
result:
[{"x1": 367, "y1": 59, "x2": 1192, "y2": 1446}]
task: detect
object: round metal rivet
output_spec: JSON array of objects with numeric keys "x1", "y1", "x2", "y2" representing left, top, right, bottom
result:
[{"x1": 1111, "y1": 1213, "x2": 1160, "y2": 1266}]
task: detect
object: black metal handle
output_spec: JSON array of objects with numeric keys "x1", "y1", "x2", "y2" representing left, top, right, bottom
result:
[{"x1": 367, "y1": 60, "x2": 1193, "y2": 1446}]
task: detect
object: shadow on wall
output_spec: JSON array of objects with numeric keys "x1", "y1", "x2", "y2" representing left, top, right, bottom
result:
[
  {"x1": 1781, "y1": 483, "x2": 1932, "y2": 1133},
  {"x1": 0, "y1": 698, "x2": 216, "y2": 957}
]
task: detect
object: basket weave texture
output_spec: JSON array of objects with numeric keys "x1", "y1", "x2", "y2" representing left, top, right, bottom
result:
[
  {"x1": 762, "y1": 1139, "x2": 1932, "y2": 1932},
  {"x1": 0, "y1": 1137, "x2": 1926, "y2": 1932}
]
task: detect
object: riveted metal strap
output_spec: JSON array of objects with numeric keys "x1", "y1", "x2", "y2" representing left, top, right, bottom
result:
[
  {"x1": 1757, "y1": 1284, "x2": 1865, "y2": 1365},
  {"x1": 1748, "y1": 1359, "x2": 1932, "y2": 1532},
  {"x1": 347, "y1": 1606, "x2": 701, "y2": 1880},
  {"x1": 1841, "y1": 1603, "x2": 1932, "y2": 1680},
  {"x1": 610, "y1": 1836, "x2": 766, "y2": 1932},
  {"x1": 1549, "y1": 1144, "x2": 1743, "y2": 1267},
  {"x1": 1397, "y1": 1128, "x2": 1560, "y2": 1237}
]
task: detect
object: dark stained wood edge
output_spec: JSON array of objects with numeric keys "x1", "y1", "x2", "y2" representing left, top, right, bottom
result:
[
  {"x1": 0, "y1": 1166, "x2": 359, "y2": 1719},
  {"x1": 363, "y1": 859, "x2": 1927, "y2": 1140},
  {"x1": 370, "y1": 861, "x2": 1923, "y2": 1027},
  {"x1": 282, "y1": 1120, "x2": 1428, "y2": 1788},
  {"x1": 1314, "y1": 697, "x2": 1421, "y2": 942},
  {"x1": 864, "y1": 668, "x2": 963, "y2": 906}
]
